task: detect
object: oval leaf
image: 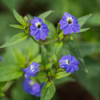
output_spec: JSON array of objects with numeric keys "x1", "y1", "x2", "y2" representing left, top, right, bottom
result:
[
  {"x1": 78, "y1": 14, "x2": 92, "y2": 27},
  {"x1": 13, "y1": 9, "x2": 27, "y2": 27},
  {"x1": 9, "y1": 24, "x2": 24, "y2": 30},
  {"x1": 39, "y1": 10, "x2": 54, "y2": 19},
  {"x1": 54, "y1": 41, "x2": 63, "y2": 54},
  {"x1": 55, "y1": 71, "x2": 71, "y2": 79},
  {"x1": 0, "y1": 33, "x2": 28, "y2": 48},
  {"x1": 0, "y1": 66, "x2": 23, "y2": 82},
  {"x1": 79, "y1": 28, "x2": 90, "y2": 33},
  {"x1": 41, "y1": 83, "x2": 56, "y2": 100}
]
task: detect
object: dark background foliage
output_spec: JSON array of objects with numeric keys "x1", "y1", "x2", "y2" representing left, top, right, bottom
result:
[{"x1": 0, "y1": 0, "x2": 100, "y2": 100}]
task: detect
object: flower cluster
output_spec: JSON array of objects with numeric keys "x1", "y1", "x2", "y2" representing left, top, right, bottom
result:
[
  {"x1": 59, "y1": 54, "x2": 79, "y2": 73},
  {"x1": 22, "y1": 12, "x2": 80, "y2": 97},
  {"x1": 22, "y1": 62, "x2": 44, "y2": 97},
  {"x1": 23, "y1": 78, "x2": 44, "y2": 97},
  {"x1": 30, "y1": 12, "x2": 80, "y2": 40}
]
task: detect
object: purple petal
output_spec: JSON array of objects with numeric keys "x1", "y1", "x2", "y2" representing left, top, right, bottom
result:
[
  {"x1": 30, "y1": 28, "x2": 38, "y2": 36},
  {"x1": 62, "y1": 12, "x2": 69, "y2": 20},
  {"x1": 42, "y1": 23, "x2": 48, "y2": 27},
  {"x1": 36, "y1": 93, "x2": 41, "y2": 97},
  {"x1": 63, "y1": 25, "x2": 73, "y2": 34},
  {"x1": 35, "y1": 32, "x2": 40, "y2": 40},
  {"x1": 34, "y1": 17, "x2": 43, "y2": 24},
  {"x1": 30, "y1": 26, "x2": 37, "y2": 30},
  {"x1": 60, "y1": 23, "x2": 68, "y2": 29},
  {"x1": 59, "y1": 56, "x2": 67, "y2": 63},
  {"x1": 40, "y1": 30, "x2": 46, "y2": 40},
  {"x1": 30, "y1": 19, "x2": 36, "y2": 25},
  {"x1": 73, "y1": 26, "x2": 80, "y2": 33},
  {"x1": 69, "y1": 67, "x2": 74, "y2": 73},
  {"x1": 59, "y1": 19, "x2": 67, "y2": 25},
  {"x1": 22, "y1": 67, "x2": 29, "y2": 73},
  {"x1": 66, "y1": 67, "x2": 71, "y2": 73},
  {"x1": 73, "y1": 65, "x2": 79, "y2": 71},
  {"x1": 70, "y1": 57, "x2": 79, "y2": 65},
  {"x1": 59, "y1": 63, "x2": 67, "y2": 69},
  {"x1": 42, "y1": 27, "x2": 49, "y2": 36},
  {"x1": 66, "y1": 54, "x2": 72, "y2": 61}
]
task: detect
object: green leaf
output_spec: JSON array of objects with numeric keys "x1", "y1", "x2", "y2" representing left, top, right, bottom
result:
[
  {"x1": 55, "y1": 71, "x2": 71, "y2": 79},
  {"x1": 44, "y1": 20, "x2": 58, "y2": 39},
  {"x1": 9, "y1": 24, "x2": 24, "y2": 30},
  {"x1": 0, "y1": 33, "x2": 28, "y2": 48},
  {"x1": 30, "y1": 54, "x2": 41, "y2": 64},
  {"x1": 54, "y1": 41, "x2": 63, "y2": 54},
  {"x1": 35, "y1": 72, "x2": 46, "y2": 83},
  {"x1": 13, "y1": 9, "x2": 27, "y2": 27},
  {"x1": 79, "y1": 28, "x2": 90, "y2": 33},
  {"x1": 78, "y1": 14, "x2": 92, "y2": 27},
  {"x1": 78, "y1": 42, "x2": 100, "y2": 56},
  {"x1": 39, "y1": 10, "x2": 54, "y2": 19},
  {"x1": 54, "y1": 77, "x2": 75, "y2": 85},
  {"x1": 41, "y1": 83, "x2": 56, "y2": 100},
  {"x1": 0, "y1": 82, "x2": 6, "y2": 97},
  {"x1": 87, "y1": 12, "x2": 100, "y2": 26},
  {"x1": 46, "y1": 63, "x2": 54, "y2": 70},
  {"x1": 41, "y1": 45, "x2": 49, "y2": 66},
  {"x1": 67, "y1": 41, "x2": 88, "y2": 73},
  {"x1": 0, "y1": 66, "x2": 23, "y2": 82},
  {"x1": 59, "y1": 31, "x2": 64, "y2": 40},
  {"x1": 11, "y1": 47, "x2": 26, "y2": 68}
]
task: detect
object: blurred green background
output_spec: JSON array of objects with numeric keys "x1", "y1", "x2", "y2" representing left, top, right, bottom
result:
[{"x1": 0, "y1": 0, "x2": 100, "y2": 100}]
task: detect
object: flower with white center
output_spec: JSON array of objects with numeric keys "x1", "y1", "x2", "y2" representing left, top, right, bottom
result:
[
  {"x1": 22, "y1": 78, "x2": 45, "y2": 97},
  {"x1": 59, "y1": 12, "x2": 80, "y2": 34},
  {"x1": 22, "y1": 62, "x2": 40, "y2": 78},
  {"x1": 66, "y1": 59, "x2": 70, "y2": 65},
  {"x1": 59, "y1": 54, "x2": 79, "y2": 73},
  {"x1": 30, "y1": 17, "x2": 49, "y2": 40},
  {"x1": 29, "y1": 80, "x2": 34, "y2": 86}
]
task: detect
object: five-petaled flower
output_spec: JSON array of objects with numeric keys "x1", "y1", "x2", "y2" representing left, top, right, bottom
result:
[
  {"x1": 59, "y1": 12, "x2": 80, "y2": 34},
  {"x1": 23, "y1": 78, "x2": 45, "y2": 97},
  {"x1": 22, "y1": 62, "x2": 40, "y2": 78},
  {"x1": 30, "y1": 17, "x2": 49, "y2": 40},
  {"x1": 59, "y1": 54, "x2": 79, "y2": 73}
]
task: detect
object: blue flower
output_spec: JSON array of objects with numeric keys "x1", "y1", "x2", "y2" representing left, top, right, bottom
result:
[
  {"x1": 22, "y1": 78, "x2": 45, "y2": 97},
  {"x1": 59, "y1": 54, "x2": 79, "y2": 73},
  {"x1": 30, "y1": 17, "x2": 49, "y2": 40},
  {"x1": 22, "y1": 62, "x2": 40, "y2": 78},
  {"x1": 59, "y1": 12, "x2": 80, "y2": 34},
  {"x1": 0, "y1": 56, "x2": 2, "y2": 61}
]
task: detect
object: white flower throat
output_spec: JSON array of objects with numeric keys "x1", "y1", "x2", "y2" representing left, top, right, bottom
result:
[
  {"x1": 66, "y1": 59, "x2": 70, "y2": 64},
  {"x1": 67, "y1": 17, "x2": 72, "y2": 24},
  {"x1": 30, "y1": 65, "x2": 35, "y2": 72},
  {"x1": 36, "y1": 22, "x2": 41, "y2": 28},
  {"x1": 29, "y1": 80, "x2": 34, "y2": 86}
]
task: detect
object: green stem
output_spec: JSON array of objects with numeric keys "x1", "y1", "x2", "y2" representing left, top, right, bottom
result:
[
  {"x1": 29, "y1": 34, "x2": 57, "y2": 45},
  {"x1": 3, "y1": 81, "x2": 14, "y2": 93},
  {"x1": 29, "y1": 35, "x2": 41, "y2": 44}
]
